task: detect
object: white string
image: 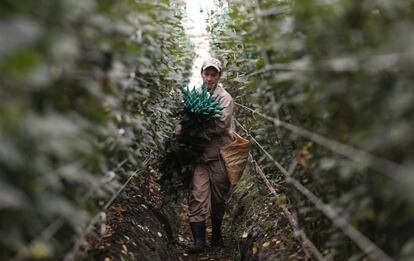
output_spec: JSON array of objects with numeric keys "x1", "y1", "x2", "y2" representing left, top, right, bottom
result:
[
  {"x1": 236, "y1": 102, "x2": 410, "y2": 184},
  {"x1": 62, "y1": 170, "x2": 139, "y2": 261},
  {"x1": 249, "y1": 154, "x2": 325, "y2": 260},
  {"x1": 12, "y1": 158, "x2": 132, "y2": 261},
  {"x1": 244, "y1": 52, "x2": 414, "y2": 78},
  {"x1": 236, "y1": 120, "x2": 394, "y2": 261}
]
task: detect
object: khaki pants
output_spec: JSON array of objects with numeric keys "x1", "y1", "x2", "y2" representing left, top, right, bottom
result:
[{"x1": 188, "y1": 158, "x2": 230, "y2": 222}]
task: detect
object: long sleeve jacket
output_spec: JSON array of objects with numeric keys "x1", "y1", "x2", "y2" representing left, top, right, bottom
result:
[{"x1": 196, "y1": 83, "x2": 235, "y2": 162}]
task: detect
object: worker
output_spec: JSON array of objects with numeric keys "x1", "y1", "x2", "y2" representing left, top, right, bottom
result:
[{"x1": 186, "y1": 57, "x2": 235, "y2": 253}]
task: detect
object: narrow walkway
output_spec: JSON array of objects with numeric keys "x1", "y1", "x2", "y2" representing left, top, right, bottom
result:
[
  {"x1": 86, "y1": 172, "x2": 174, "y2": 261},
  {"x1": 176, "y1": 198, "x2": 232, "y2": 261},
  {"x1": 86, "y1": 171, "x2": 233, "y2": 260}
]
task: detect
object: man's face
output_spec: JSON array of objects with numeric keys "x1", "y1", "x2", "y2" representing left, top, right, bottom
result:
[{"x1": 201, "y1": 67, "x2": 221, "y2": 89}]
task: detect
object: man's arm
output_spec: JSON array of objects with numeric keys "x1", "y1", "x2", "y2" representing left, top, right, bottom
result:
[{"x1": 207, "y1": 96, "x2": 234, "y2": 135}]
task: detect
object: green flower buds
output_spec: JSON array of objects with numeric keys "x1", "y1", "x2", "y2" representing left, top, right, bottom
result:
[{"x1": 179, "y1": 81, "x2": 225, "y2": 120}]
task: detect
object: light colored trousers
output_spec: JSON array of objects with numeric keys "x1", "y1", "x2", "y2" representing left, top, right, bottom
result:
[
  {"x1": 188, "y1": 158, "x2": 230, "y2": 222},
  {"x1": 187, "y1": 84, "x2": 235, "y2": 222}
]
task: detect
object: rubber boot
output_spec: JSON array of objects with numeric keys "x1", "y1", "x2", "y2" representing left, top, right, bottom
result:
[
  {"x1": 188, "y1": 221, "x2": 206, "y2": 254},
  {"x1": 211, "y1": 218, "x2": 224, "y2": 247}
]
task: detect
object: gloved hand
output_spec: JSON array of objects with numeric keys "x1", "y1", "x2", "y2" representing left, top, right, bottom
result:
[
  {"x1": 170, "y1": 141, "x2": 180, "y2": 153},
  {"x1": 175, "y1": 123, "x2": 182, "y2": 135}
]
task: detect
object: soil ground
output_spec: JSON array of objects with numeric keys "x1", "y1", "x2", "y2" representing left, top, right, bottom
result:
[
  {"x1": 86, "y1": 161, "x2": 305, "y2": 260},
  {"x1": 86, "y1": 172, "x2": 173, "y2": 261},
  {"x1": 86, "y1": 172, "x2": 233, "y2": 261}
]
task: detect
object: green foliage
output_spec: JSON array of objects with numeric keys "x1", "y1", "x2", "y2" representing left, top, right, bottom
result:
[
  {"x1": 0, "y1": 0, "x2": 193, "y2": 259},
  {"x1": 159, "y1": 81, "x2": 226, "y2": 203},
  {"x1": 180, "y1": 81, "x2": 225, "y2": 120},
  {"x1": 208, "y1": 0, "x2": 414, "y2": 259},
  {"x1": 177, "y1": 81, "x2": 226, "y2": 158}
]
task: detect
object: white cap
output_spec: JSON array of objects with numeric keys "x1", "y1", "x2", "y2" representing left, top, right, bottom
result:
[{"x1": 201, "y1": 57, "x2": 222, "y2": 72}]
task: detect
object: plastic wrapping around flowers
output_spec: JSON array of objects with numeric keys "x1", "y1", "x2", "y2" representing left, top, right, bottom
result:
[{"x1": 179, "y1": 81, "x2": 225, "y2": 120}]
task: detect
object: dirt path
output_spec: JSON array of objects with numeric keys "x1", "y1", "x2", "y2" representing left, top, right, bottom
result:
[
  {"x1": 85, "y1": 160, "x2": 310, "y2": 261},
  {"x1": 85, "y1": 167, "x2": 236, "y2": 261},
  {"x1": 86, "y1": 172, "x2": 175, "y2": 261},
  {"x1": 175, "y1": 199, "x2": 232, "y2": 261}
]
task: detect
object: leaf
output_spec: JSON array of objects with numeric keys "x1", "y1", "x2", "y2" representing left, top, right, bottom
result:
[
  {"x1": 29, "y1": 241, "x2": 52, "y2": 259},
  {"x1": 276, "y1": 195, "x2": 287, "y2": 208},
  {"x1": 114, "y1": 204, "x2": 126, "y2": 213},
  {"x1": 121, "y1": 244, "x2": 128, "y2": 253},
  {"x1": 297, "y1": 144, "x2": 311, "y2": 168},
  {"x1": 252, "y1": 246, "x2": 258, "y2": 255},
  {"x1": 289, "y1": 253, "x2": 298, "y2": 259}
]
